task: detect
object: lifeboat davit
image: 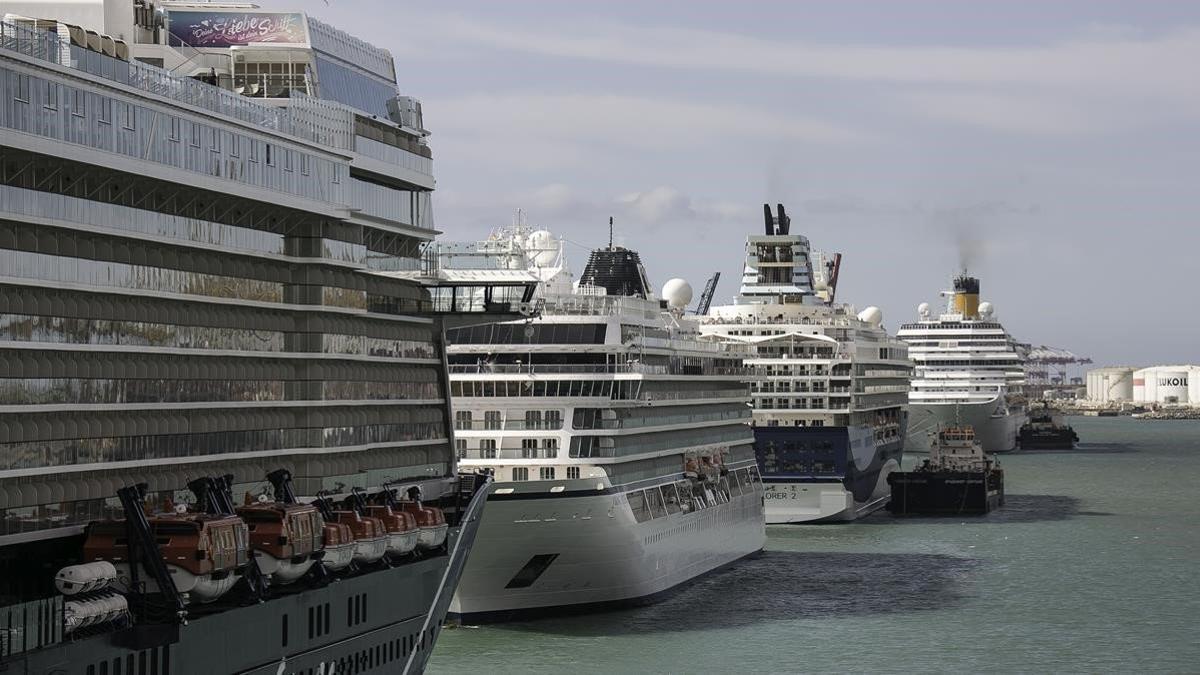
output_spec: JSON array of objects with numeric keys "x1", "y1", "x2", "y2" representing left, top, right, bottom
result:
[
  {"x1": 363, "y1": 505, "x2": 419, "y2": 557},
  {"x1": 236, "y1": 502, "x2": 325, "y2": 584},
  {"x1": 83, "y1": 513, "x2": 250, "y2": 604},
  {"x1": 399, "y1": 502, "x2": 448, "y2": 550},
  {"x1": 321, "y1": 521, "x2": 356, "y2": 571},
  {"x1": 330, "y1": 511, "x2": 388, "y2": 564}
]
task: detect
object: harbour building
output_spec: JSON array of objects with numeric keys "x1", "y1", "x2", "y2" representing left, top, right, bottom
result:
[{"x1": 0, "y1": 2, "x2": 527, "y2": 672}]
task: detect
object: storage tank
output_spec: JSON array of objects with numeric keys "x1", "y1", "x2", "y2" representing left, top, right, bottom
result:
[
  {"x1": 1190, "y1": 367, "x2": 1200, "y2": 408},
  {"x1": 1086, "y1": 367, "x2": 1135, "y2": 404},
  {"x1": 1133, "y1": 366, "x2": 1196, "y2": 405}
]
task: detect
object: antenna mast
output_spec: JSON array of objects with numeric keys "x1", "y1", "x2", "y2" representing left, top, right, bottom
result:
[{"x1": 608, "y1": 216, "x2": 613, "y2": 249}]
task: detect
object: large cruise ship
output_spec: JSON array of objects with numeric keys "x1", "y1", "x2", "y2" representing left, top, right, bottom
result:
[
  {"x1": 897, "y1": 274, "x2": 1027, "y2": 453},
  {"x1": 701, "y1": 205, "x2": 911, "y2": 523},
  {"x1": 397, "y1": 222, "x2": 766, "y2": 622},
  {"x1": 0, "y1": 4, "x2": 527, "y2": 673}
]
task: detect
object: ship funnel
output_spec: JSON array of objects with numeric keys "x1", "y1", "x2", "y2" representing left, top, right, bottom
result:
[
  {"x1": 762, "y1": 204, "x2": 774, "y2": 236},
  {"x1": 953, "y1": 274, "x2": 981, "y2": 319},
  {"x1": 776, "y1": 204, "x2": 790, "y2": 235}
]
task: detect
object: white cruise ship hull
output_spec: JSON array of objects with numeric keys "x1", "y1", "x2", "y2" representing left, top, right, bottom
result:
[
  {"x1": 905, "y1": 399, "x2": 1024, "y2": 453},
  {"x1": 448, "y1": 475, "x2": 765, "y2": 622}
]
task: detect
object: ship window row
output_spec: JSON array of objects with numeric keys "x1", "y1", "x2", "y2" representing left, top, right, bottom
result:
[
  {"x1": 458, "y1": 438, "x2": 560, "y2": 460},
  {"x1": 756, "y1": 438, "x2": 844, "y2": 477},
  {"x1": 569, "y1": 425, "x2": 752, "y2": 459},
  {"x1": 0, "y1": 66, "x2": 348, "y2": 203},
  {"x1": 447, "y1": 322, "x2": 607, "y2": 346},
  {"x1": 0, "y1": 349, "x2": 440, "y2": 384},
  {"x1": 0, "y1": 248, "x2": 283, "y2": 303},
  {"x1": 453, "y1": 409, "x2": 563, "y2": 431},
  {"x1": 0, "y1": 378, "x2": 440, "y2": 405},
  {"x1": 0, "y1": 313, "x2": 438, "y2": 358},
  {"x1": 571, "y1": 405, "x2": 749, "y2": 430},
  {"x1": 627, "y1": 468, "x2": 762, "y2": 522},
  {"x1": 0, "y1": 184, "x2": 332, "y2": 260},
  {"x1": 0, "y1": 422, "x2": 444, "y2": 471},
  {"x1": 0, "y1": 247, "x2": 394, "y2": 312},
  {"x1": 449, "y1": 379, "x2": 642, "y2": 399}
]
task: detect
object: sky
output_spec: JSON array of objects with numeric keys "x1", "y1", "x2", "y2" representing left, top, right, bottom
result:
[{"x1": 275, "y1": 0, "x2": 1200, "y2": 368}]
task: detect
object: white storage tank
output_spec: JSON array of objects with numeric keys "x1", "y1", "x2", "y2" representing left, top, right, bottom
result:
[
  {"x1": 1086, "y1": 367, "x2": 1135, "y2": 404},
  {"x1": 1190, "y1": 367, "x2": 1200, "y2": 408},
  {"x1": 1133, "y1": 365, "x2": 1198, "y2": 405}
]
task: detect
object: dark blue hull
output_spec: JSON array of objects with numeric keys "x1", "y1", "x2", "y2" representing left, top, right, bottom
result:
[{"x1": 754, "y1": 420, "x2": 906, "y2": 523}]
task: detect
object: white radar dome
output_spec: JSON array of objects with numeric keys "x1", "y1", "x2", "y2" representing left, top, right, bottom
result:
[
  {"x1": 661, "y1": 278, "x2": 693, "y2": 309},
  {"x1": 917, "y1": 302, "x2": 930, "y2": 318},
  {"x1": 978, "y1": 301, "x2": 994, "y2": 318},
  {"x1": 524, "y1": 230, "x2": 557, "y2": 267},
  {"x1": 858, "y1": 306, "x2": 883, "y2": 326}
]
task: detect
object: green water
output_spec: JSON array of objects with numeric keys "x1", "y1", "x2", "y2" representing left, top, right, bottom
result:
[{"x1": 428, "y1": 417, "x2": 1200, "y2": 674}]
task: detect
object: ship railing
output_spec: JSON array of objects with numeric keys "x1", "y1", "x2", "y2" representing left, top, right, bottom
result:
[
  {"x1": 642, "y1": 389, "x2": 747, "y2": 401},
  {"x1": 0, "y1": 19, "x2": 335, "y2": 144},
  {"x1": 0, "y1": 596, "x2": 63, "y2": 658},
  {"x1": 448, "y1": 363, "x2": 751, "y2": 376}
]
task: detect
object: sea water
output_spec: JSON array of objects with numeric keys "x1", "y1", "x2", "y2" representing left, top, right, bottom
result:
[{"x1": 427, "y1": 417, "x2": 1200, "y2": 674}]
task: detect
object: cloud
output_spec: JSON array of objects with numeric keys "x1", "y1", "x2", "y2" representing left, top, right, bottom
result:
[
  {"x1": 429, "y1": 13, "x2": 1200, "y2": 100},
  {"x1": 427, "y1": 92, "x2": 864, "y2": 162},
  {"x1": 502, "y1": 184, "x2": 751, "y2": 228},
  {"x1": 410, "y1": 13, "x2": 1200, "y2": 137}
]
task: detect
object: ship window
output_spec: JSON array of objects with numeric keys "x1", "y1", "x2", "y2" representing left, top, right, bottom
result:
[
  {"x1": 480, "y1": 439, "x2": 497, "y2": 458},
  {"x1": 567, "y1": 466, "x2": 580, "y2": 479},
  {"x1": 190, "y1": 123, "x2": 201, "y2": 147},
  {"x1": 122, "y1": 102, "x2": 135, "y2": 130},
  {"x1": 539, "y1": 467, "x2": 555, "y2": 480},
  {"x1": 168, "y1": 116, "x2": 179, "y2": 140},
  {"x1": 628, "y1": 490, "x2": 652, "y2": 523},
  {"x1": 14, "y1": 73, "x2": 30, "y2": 102},
  {"x1": 71, "y1": 88, "x2": 85, "y2": 117},
  {"x1": 521, "y1": 439, "x2": 538, "y2": 458},
  {"x1": 44, "y1": 80, "x2": 58, "y2": 110},
  {"x1": 454, "y1": 410, "x2": 472, "y2": 430},
  {"x1": 484, "y1": 411, "x2": 502, "y2": 430},
  {"x1": 660, "y1": 485, "x2": 681, "y2": 513},
  {"x1": 646, "y1": 486, "x2": 667, "y2": 518},
  {"x1": 512, "y1": 467, "x2": 529, "y2": 481},
  {"x1": 455, "y1": 439, "x2": 467, "y2": 458}
]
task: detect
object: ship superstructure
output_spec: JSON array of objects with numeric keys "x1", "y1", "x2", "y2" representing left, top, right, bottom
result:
[
  {"x1": 0, "y1": 4, "x2": 527, "y2": 673},
  {"x1": 398, "y1": 221, "x2": 766, "y2": 621},
  {"x1": 897, "y1": 274, "x2": 1027, "y2": 453},
  {"x1": 701, "y1": 205, "x2": 911, "y2": 523}
]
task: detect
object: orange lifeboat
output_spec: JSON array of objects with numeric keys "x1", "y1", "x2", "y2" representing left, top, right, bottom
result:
[
  {"x1": 321, "y1": 521, "x2": 356, "y2": 571},
  {"x1": 363, "y1": 505, "x2": 419, "y2": 557},
  {"x1": 330, "y1": 511, "x2": 388, "y2": 564},
  {"x1": 235, "y1": 502, "x2": 325, "y2": 584},
  {"x1": 399, "y1": 502, "x2": 448, "y2": 550},
  {"x1": 83, "y1": 513, "x2": 249, "y2": 604}
]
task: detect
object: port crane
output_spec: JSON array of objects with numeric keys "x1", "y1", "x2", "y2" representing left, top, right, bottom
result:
[{"x1": 692, "y1": 272, "x2": 720, "y2": 315}]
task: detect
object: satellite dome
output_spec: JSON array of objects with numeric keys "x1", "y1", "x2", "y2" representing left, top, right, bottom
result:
[
  {"x1": 858, "y1": 306, "x2": 883, "y2": 326},
  {"x1": 661, "y1": 278, "x2": 693, "y2": 309},
  {"x1": 978, "y1": 301, "x2": 994, "y2": 318},
  {"x1": 524, "y1": 230, "x2": 557, "y2": 267},
  {"x1": 917, "y1": 302, "x2": 930, "y2": 318}
]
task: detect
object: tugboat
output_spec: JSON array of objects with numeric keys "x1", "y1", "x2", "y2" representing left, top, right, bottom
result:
[
  {"x1": 1018, "y1": 402, "x2": 1080, "y2": 449},
  {"x1": 888, "y1": 426, "x2": 1004, "y2": 515}
]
